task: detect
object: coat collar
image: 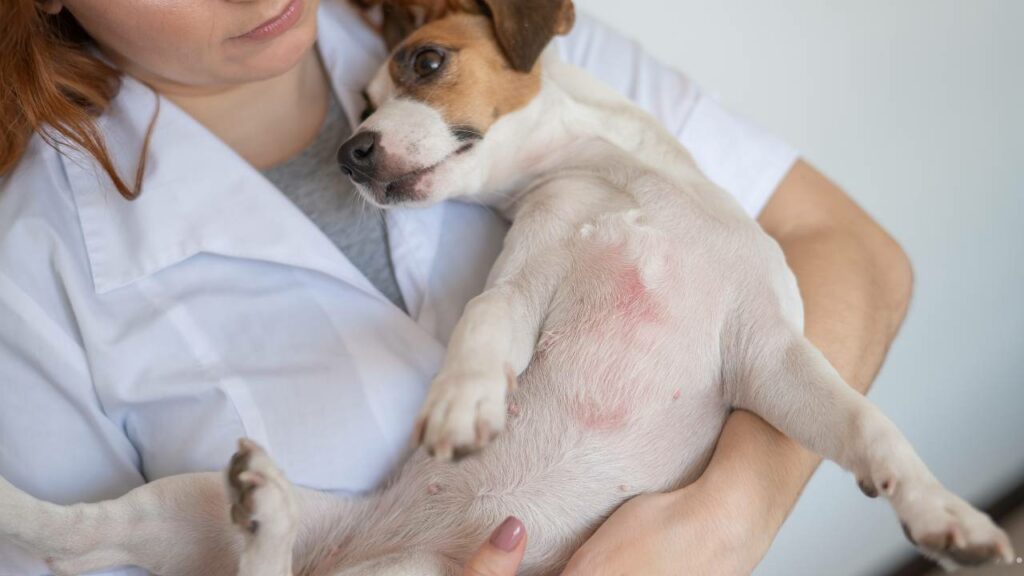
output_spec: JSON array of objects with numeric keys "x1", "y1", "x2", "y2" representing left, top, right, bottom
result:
[{"x1": 62, "y1": 1, "x2": 401, "y2": 298}]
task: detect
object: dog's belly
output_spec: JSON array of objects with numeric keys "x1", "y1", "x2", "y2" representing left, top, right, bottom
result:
[
  {"x1": 330, "y1": 213, "x2": 733, "y2": 575},
  {"x1": 508, "y1": 218, "x2": 729, "y2": 572},
  {"x1": 537, "y1": 217, "x2": 729, "y2": 437}
]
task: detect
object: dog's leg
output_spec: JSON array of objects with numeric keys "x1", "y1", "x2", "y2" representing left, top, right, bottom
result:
[
  {"x1": 417, "y1": 183, "x2": 597, "y2": 459},
  {"x1": 0, "y1": 442, "x2": 347, "y2": 576},
  {"x1": 228, "y1": 439, "x2": 298, "y2": 576},
  {"x1": 0, "y1": 470, "x2": 244, "y2": 576},
  {"x1": 725, "y1": 310, "x2": 1016, "y2": 569}
]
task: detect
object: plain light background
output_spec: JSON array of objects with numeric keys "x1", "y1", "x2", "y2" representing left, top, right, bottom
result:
[{"x1": 575, "y1": 0, "x2": 1024, "y2": 574}]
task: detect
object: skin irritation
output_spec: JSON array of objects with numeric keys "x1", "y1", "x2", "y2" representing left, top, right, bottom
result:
[{"x1": 387, "y1": 15, "x2": 543, "y2": 136}]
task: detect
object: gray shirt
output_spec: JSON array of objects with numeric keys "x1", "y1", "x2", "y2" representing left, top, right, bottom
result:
[{"x1": 262, "y1": 94, "x2": 407, "y2": 312}]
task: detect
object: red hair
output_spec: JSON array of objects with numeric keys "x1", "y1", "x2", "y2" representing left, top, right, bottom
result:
[
  {"x1": 1, "y1": 2, "x2": 412, "y2": 199},
  {"x1": 0, "y1": 2, "x2": 153, "y2": 200}
]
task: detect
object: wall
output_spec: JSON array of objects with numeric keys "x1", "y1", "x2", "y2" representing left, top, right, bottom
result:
[{"x1": 574, "y1": 0, "x2": 1024, "y2": 574}]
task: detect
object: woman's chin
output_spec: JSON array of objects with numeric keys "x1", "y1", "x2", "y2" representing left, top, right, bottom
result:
[{"x1": 222, "y1": 23, "x2": 318, "y2": 83}]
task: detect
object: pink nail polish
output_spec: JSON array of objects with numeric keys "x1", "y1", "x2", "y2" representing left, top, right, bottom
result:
[{"x1": 489, "y1": 516, "x2": 525, "y2": 552}]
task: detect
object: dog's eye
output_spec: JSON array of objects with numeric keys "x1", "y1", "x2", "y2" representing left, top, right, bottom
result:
[{"x1": 413, "y1": 48, "x2": 446, "y2": 78}]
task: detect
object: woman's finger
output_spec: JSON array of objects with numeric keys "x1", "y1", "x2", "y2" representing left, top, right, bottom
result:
[{"x1": 463, "y1": 516, "x2": 528, "y2": 576}]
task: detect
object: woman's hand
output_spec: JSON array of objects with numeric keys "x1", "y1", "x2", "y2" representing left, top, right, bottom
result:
[
  {"x1": 464, "y1": 516, "x2": 528, "y2": 576},
  {"x1": 464, "y1": 474, "x2": 772, "y2": 576},
  {"x1": 562, "y1": 479, "x2": 771, "y2": 576}
]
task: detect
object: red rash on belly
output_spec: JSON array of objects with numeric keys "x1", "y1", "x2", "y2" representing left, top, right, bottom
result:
[
  {"x1": 613, "y1": 263, "x2": 664, "y2": 324},
  {"x1": 574, "y1": 395, "x2": 631, "y2": 432},
  {"x1": 586, "y1": 241, "x2": 667, "y2": 327},
  {"x1": 539, "y1": 243, "x2": 672, "y2": 432}
]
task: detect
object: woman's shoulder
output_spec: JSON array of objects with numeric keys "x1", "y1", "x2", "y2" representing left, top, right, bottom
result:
[
  {"x1": 0, "y1": 135, "x2": 90, "y2": 282},
  {"x1": 0, "y1": 134, "x2": 80, "y2": 227}
]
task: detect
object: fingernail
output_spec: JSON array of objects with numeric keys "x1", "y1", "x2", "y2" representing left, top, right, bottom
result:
[{"x1": 489, "y1": 516, "x2": 525, "y2": 552}]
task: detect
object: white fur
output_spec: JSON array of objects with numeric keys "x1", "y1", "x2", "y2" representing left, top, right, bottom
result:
[{"x1": 0, "y1": 46, "x2": 1014, "y2": 576}]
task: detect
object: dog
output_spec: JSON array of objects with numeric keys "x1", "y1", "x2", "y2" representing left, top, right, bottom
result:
[{"x1": 0, "y1": 1, "x2": 1015, "y2": 575}]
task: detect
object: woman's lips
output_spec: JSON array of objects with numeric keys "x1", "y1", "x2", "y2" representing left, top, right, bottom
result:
[{"x1": 235, "y1": 0, "x2": 304, "y2": 42}]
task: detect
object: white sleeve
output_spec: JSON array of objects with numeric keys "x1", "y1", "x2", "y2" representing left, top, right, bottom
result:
[
  {"x1": 556, "y1": 13, "x2": 799, "y2": 217},
  {"x1": 0, "y1": 269, "x2": 148, "y2": 576}
]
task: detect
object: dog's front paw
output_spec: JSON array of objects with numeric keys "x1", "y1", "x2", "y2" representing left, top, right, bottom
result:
[
  {"x1": 227, "y1": 439, "x2": 297, "y2": 539},
  {"x1": 892, "y1": 481, "x2": 1015, "y2": 570},
  {"x1": 415, "y1": 366, "x2": 513, "y2": 461}
]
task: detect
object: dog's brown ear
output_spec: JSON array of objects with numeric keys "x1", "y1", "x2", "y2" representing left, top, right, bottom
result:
[
  {"x1": 380, "y1": 2, "x2": 420, "y2": 49},
  {"x1": 353, "y1": 0, "x2": 451, "y2": 49},
  {"x1": 479, "y1": 0, "x2": 576, "y2": 72}
]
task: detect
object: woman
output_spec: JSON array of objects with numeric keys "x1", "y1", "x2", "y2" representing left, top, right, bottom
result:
[{"x1": 0, "y1": 0, "x2": 914, "y2": 574}]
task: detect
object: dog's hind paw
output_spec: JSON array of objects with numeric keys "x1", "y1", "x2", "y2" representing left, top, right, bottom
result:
[
  {"x1": 892, "y1": 481, "x2": 1015, "y2": 570},
  {"x1": 227, "y1": 439, "x2": 297, "y2": 539}
]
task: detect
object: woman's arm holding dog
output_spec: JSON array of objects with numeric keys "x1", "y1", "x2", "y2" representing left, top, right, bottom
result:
[{"x1": 561, "y1": 159, "x2": 915, "y2": 575}]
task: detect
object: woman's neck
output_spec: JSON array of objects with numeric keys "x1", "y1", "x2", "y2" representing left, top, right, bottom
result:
[{"x1": 146, "y1": 49, "x2": 331, "y2": 170}]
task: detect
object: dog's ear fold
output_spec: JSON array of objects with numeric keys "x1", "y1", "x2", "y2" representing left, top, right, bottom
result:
[
  {"x1": 353, "y1": 0, "x2": 451, "y2": 49},
  {"x1": 479, "y1": 0, "x2": 576, "y2": 72},
  {"x1": 380, "y1": 2, "x2": 421, "y2": 49}
]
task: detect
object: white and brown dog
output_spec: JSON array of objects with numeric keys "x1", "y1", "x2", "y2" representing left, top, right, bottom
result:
[{"x1": 0, "y1": 1, "x2": 1015, "y2": 575}]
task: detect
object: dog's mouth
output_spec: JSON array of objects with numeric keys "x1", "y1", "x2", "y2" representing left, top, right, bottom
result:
[{"x1": 379, "y1": 141, "x2": 477, "y2": 203}]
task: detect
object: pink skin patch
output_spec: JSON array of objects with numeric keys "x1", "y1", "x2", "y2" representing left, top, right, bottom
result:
[
  {"x1": 573, "y1": 396, "x2": 630, "y2": 432},
  {"x1": 547, "y1": 240, "x2": 674, "y2": 432},
  {"x1": 578, "y1": 241, "x2": 668, "y2": 333},
  {"x1": 508, "y1": 402, "x2": 520, "y2": 417},
  {"x1": 427, "y1": 483, "x2": 442, "y2": 495},
  {"x1": 611, "y1": 261, "x2": 664, "y2": 325},
  {"x1": 673, "y1": 389, "x2": 682, "y2": 401}
]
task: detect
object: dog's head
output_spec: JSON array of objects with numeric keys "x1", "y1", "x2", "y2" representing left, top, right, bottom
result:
[{"x1": 339, "y1": 0, "x2": 575, "y2": 207}]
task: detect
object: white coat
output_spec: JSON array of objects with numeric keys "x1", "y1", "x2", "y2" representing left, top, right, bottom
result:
[{"x1": 0, "y1": 2, "x2": 796, "y2": 573}]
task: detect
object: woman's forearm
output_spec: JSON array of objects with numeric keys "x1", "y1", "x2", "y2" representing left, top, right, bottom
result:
[{"x1": 681, "y1": 160, "x2": 914, "y2": 549}]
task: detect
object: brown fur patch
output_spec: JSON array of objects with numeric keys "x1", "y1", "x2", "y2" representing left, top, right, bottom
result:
[
  {"x1": 352, "y1": 0, "x2": 482, "y2": 48},
  {"x1": 363, "y1": 0, "x2": 574, "y2": 69},
  {"x1": 479, "y1": 0, "x2": 576, "y2": 72},
  {"x1": 389, "y1": 15, "x2": 542, "y2": 134}
]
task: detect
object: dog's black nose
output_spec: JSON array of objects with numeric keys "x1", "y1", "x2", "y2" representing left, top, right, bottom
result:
[{"x1": 338, "y1": 131, "x2": 379, "y2": 183}]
